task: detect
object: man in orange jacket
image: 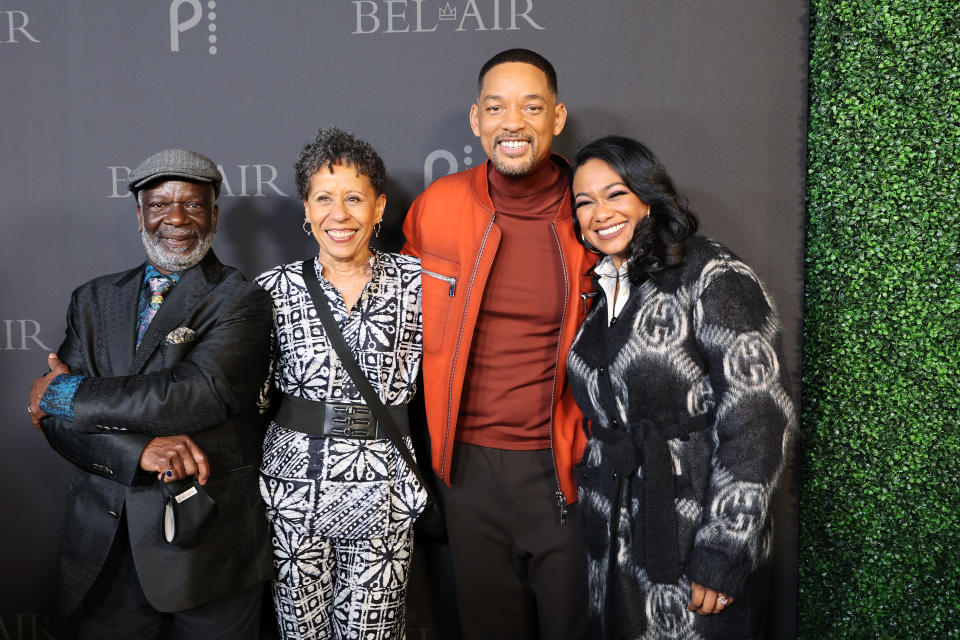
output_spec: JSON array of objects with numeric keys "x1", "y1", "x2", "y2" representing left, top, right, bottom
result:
[{"x1": 403, "y1": 49, "x2": 597, "y2": 640}]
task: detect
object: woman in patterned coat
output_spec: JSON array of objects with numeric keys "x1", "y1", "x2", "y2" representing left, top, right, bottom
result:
[
  {"x1": 566, "y1": 136, "x2": 796, "y2": 640},
  {"x1": 256, "y1": 128, "x2": 426, "y2": 640}
]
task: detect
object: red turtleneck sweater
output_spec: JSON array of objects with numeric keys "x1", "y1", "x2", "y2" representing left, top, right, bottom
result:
[{"x1": 456, "y1": 157, "x2": 569, "y2": 449}]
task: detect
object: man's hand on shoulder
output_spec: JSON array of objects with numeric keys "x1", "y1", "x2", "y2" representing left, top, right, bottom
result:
[
  {"x1": 28, "y1": 353, "x2": 71, "y2": 429},
  {"x1": 139, "y1": 434, "x2": 211, "y2": 485}
]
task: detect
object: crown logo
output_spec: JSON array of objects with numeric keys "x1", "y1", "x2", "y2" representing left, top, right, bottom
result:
[{"x1": 438, "y1": 3, "x2": 457, "y2": 20}]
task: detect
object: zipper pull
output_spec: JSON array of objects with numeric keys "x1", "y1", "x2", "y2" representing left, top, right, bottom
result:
[
  {"x1": 556, "y1": 489, "x2": 568, "y2": 525},
  {"x1": 448, "y1": 281, "x2": 456, "y2": 297},
  {"x1": 580, "y1": 291, "x2": 597, "y2": 315}
]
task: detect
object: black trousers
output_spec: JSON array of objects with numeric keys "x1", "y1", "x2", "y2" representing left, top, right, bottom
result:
[
  {"x1": 437, "y1": 442, "x2": 589, "y2": 640},
  {"x1": 76, "y1": 520, "x2": 263, "y2": 640}
]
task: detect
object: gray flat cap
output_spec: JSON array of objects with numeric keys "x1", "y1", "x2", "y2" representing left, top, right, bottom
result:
[{"x1": 127, "y1": 149, "x2": 223, "y2": 198}]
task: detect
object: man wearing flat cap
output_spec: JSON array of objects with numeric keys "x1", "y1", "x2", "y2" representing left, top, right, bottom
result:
[{"x1": 28, "y1": 149, "x2": 273, "y2": 639}]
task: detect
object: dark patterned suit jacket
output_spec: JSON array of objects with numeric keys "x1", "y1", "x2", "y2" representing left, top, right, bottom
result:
[{"x1": 41, "y1": 251, "x2": 274, "y2": 615}]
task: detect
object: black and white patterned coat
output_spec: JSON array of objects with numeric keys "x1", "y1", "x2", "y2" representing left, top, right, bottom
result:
[
  {"x1": 567, "y1": 236, "x2": 796, "y2": 640},
  {"x1": 256, "y1": 253, "x2": 427, "y2": 545}
]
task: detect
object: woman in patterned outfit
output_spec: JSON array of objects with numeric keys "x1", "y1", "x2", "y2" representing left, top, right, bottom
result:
[
  {"x1": 256, "y1": 128, "x2": 426, "y2": 640},
  {"x1": 566, "y1": 136, "x2": 796, "y2": 640}
]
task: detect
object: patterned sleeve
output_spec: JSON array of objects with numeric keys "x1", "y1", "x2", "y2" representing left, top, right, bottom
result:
[
  {"x1": 254, "y1": 268, "x2": 282, "y2": 415},
  {"x1": 39, "y1": 374, "x2": 86, "y2": 419},
  {"x1": 685, "y1": 252, "x2": 797, "y2": 597},
  {"x1": 387, "y1": 253, "x2": 424, "y2": 402}
]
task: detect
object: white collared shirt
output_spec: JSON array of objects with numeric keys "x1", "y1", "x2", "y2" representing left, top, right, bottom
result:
[{"x1": 595, "y1": 255, "x2": 631, "y2": 325}]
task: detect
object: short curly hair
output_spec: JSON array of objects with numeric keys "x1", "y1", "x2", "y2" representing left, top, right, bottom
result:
[{"x1": 294, "y1": 127, "x2": 386, "y2": 200}]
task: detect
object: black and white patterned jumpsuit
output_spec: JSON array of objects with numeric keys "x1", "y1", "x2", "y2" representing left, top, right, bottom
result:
[{"x1": 256, "y1": 253, "x2": 427, "y2": 640}]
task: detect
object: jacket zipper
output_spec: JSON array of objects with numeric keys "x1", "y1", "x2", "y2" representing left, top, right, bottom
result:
[
  {"x1": 440, "y1": 214, "x2": 496, "y2": 481},
  {"x1": 422, "y1": 268, "x2": 457, "y2": 297},
  {"x1": 549, "y1": 218, "x2": 570, "y2": 524}
]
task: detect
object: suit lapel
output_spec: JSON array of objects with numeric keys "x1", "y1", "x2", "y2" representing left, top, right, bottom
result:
[
  {"x1": 130, "y1": 252, "x2": 223, "y2": 375},
  {"x1": 103, "y1": 265, "x2": 144, "y2": 376}
]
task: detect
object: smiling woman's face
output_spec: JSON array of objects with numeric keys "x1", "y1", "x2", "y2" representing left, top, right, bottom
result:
[
  {"x1": 304, "y1": 163, "x2": 385, "y2": 266},
  {"x1": 573, "y1": 158, "x2": 650, "y2": 267}
]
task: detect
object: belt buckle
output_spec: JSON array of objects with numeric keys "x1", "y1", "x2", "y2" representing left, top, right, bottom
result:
[{"x1": 328, "y1": 404, "x2": 373, "y2": 438}]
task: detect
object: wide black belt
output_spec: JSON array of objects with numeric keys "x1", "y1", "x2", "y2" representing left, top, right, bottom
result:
[{"x1": 274, "y1": 393, "x2": 410, "y2": 440}]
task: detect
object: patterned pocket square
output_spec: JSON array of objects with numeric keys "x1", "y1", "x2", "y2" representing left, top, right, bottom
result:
[{"x1": 165, "y1": 327, "x2": 198, "y2": 344}]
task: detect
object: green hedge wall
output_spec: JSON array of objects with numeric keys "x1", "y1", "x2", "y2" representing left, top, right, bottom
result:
[{"x1": 801, "y1": 0, "x2": 959, "y2": 637}]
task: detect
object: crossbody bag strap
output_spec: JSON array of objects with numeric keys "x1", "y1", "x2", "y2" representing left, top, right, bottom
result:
[{"x1": 300, "y1": 260, "x2": 436, "y2": 502}]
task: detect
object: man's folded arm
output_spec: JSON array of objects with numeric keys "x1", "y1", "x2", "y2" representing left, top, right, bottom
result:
[
  {"x1": 37, "y1": 295, "x2": 156, "y2": 484},
  {"x1": 42, "y1": 417, "x2": 154, "y2": 486},
  {"x1": 55, "y1": 286, "x2": 273, "y2": 437}
]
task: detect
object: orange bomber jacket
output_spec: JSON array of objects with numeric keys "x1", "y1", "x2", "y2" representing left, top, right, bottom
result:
[{"x1": 401, "y1": 157, "x2": 599, "y2": 505}]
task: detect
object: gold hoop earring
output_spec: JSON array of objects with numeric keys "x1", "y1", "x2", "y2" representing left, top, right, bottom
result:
[
  {"x1": 580, "y1": 233, "x2": 603, "y2": 255},
  {"x1": 374, "y1": 221, "x2": 382, "y2": 238}
]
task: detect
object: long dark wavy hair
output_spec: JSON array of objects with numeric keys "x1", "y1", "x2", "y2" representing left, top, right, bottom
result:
[{"x1": 572, "y1": 135, "x2": 699, "y2": 285}]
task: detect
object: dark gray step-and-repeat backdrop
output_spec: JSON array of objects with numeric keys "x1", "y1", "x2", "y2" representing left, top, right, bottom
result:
[{"x1": 1, "y1": 2, "x2": 807, "y2": 638}]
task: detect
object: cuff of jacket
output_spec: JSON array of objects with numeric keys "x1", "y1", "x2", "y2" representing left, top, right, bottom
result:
[
  {"x1": 39, "y1": 374, "x2": 85, "y2": 420},
  {"x1": 686, "y1": 546, "x2": 751, "y2": 599}
]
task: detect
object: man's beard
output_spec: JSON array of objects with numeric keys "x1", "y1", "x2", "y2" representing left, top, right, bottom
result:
[
  {"x1": 490, "y1": 136, "x2": 538, "y2": 177},
  {"x1": 141, "y1": 228, "x2": 215, "y2": 273}
]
